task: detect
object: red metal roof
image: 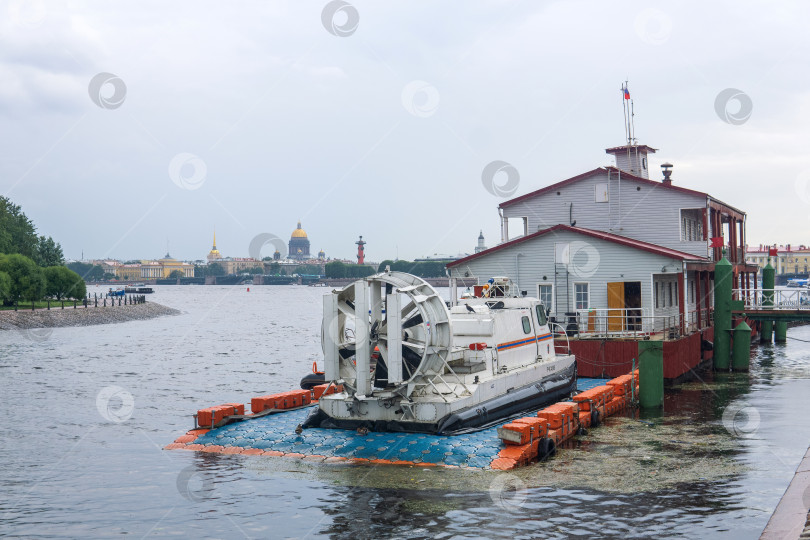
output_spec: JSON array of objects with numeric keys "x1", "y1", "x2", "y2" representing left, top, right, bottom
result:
[
  {"x1": 498, "y1": 166, "x2": 710, "y2": 209},
  {"x1": 604, "y1": 144, "x2": 658, "y2": 154},
  {"x1": 446, "y1": 224, "x2": 708, "y2": 268}
]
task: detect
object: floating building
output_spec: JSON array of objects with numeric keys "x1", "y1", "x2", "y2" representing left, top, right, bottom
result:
[{"x1": 447, "y1": 140, "x2": 757, "y2": 380}]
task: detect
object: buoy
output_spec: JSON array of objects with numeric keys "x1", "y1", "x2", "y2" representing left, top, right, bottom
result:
[{"x1": 247, "y1": 287, "x2": 250, "y2": 292}]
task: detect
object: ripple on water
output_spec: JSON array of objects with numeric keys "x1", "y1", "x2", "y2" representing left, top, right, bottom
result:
[{"x1": 1, "y1": 286, "x2": 810, "y2": 538}]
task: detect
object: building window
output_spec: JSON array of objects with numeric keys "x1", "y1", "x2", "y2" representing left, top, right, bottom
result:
[
  {"x1": 521, "y1": 316, "x2": 532, "y2": 334},
  {"x1": 674, "y1": 282, "x2": 679, "y2": 306},
  {"x1": 668, "y1": 282, "x2": 673, "y2": 307},
  {"x1": 575, "y1": 283, "x2": 589, "y2": 310},
  {"x1": 680, "y1": 209, "x2": 703, "y2": 241},
  {"x1": 655, "y1": 282, "x2": 659, "y2": 309},
  {"x1": 537, "y1": 284, "x2": 553, "y2": 312}
]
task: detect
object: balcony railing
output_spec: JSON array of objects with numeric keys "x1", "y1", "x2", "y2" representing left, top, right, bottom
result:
[{"x1": 567, "y1": 307, "x2": 713, "y2": 340}]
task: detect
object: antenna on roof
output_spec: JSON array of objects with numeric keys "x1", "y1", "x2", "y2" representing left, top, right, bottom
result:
[
  {"x1": 630, "y1": 96, "x2": 636, "y2": 145},
  {"x1": 621, "y1": 81, "x2": 630, "y2": 145}
]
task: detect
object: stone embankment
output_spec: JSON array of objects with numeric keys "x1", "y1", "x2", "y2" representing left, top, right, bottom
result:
[{"x1": 0, "y1": 302, "x2": 180, "y2": 331}]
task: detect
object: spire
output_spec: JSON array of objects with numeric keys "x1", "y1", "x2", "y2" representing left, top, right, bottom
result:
[
  {"x1": 212, "y1": 229, "x2": 217, "y2": 250},
  {"x1": 297, "y1": 220, "x2": 302, "y2": 229}
]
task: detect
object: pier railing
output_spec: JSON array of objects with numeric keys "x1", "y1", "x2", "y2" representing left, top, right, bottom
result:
[
  {"x1": 572, "y1": 307, "x2": 712, "y2": 340},
  {"x1": 733, "y1": 288, "x2": 810, "y2": 311}
]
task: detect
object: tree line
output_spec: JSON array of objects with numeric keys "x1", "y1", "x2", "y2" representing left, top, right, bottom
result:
[
  {"x1": 0, "y1": 196, "x2": 86, "y2": 305},
  {"x1": 324, "y1": 261, "x2": 375, "y2": 279},
  {"x1": 376, "y1": 259, "x2": 447, "y2": 278}
]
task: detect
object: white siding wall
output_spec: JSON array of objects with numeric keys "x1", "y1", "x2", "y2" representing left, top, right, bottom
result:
[
  {"x1": 448, "y1": 229, "x2": 686, "y2": 321},
  {"x1": 501, "y1": 170, "x2": 710, "y2": 258}
]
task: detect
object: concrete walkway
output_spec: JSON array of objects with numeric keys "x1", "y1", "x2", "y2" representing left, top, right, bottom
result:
[{"x1": 761, "y1": 443, "x2": 810, "y2": 539}]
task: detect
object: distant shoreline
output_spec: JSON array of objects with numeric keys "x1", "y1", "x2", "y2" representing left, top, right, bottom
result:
[{"x1": 0, "y1": 302, "x2": 180, "y2": 331}]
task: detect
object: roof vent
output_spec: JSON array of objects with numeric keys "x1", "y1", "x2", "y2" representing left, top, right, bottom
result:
[{"x1": 661, "y1": 162, "x2": 673, "y2": 186}]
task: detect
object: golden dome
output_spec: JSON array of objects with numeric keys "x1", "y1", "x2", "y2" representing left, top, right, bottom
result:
[{"x1": 291, "y1": 221, "x2": 308, "y2": 238}]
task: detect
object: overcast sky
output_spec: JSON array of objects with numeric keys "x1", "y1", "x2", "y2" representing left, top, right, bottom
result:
[{"x1": 2, "y1": 1, "x2": 809, "y2": 262}]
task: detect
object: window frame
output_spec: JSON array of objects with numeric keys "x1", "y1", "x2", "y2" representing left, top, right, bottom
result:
[
  {"x1": 537, "y1": 283, "x2": 553, "y2": 313},
  {"x1": 521, "y1": 315, "x2": 532, "y2": 335},
  {"x1": 574, "y1": 282, "x2": 590, "y2": 311}
]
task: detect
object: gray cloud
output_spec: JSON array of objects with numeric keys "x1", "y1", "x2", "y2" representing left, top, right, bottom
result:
[{"x1": 1, "y1": 0, "x2": 809, "y2": 262}]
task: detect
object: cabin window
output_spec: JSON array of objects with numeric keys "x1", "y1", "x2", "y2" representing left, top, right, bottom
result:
[
  {"x1": 537, "y1": 283, "x2": 553, "y2": 313},
  {"x1": 574, "y1": 283, "x2": 589, "y2": 310},
  {"x1": 521, "y1": 316, "x2": 532, "y2": 334},
  {"x1": 535, "y1": 305, "x2": 547, "y2": 326}
]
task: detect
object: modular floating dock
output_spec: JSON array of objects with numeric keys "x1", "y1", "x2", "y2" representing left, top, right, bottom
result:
[{"x1": 166, "y1": 373, "x2": 638, "y2": 470}]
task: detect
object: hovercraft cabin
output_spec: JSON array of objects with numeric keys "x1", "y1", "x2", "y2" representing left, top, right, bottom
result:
[{"x1": 447, "y1": 144, "x2": 758, "y2": 381}]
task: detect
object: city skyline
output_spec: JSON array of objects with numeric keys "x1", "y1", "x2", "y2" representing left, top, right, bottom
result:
[{"x1": 3, "y1": 2, "x2": 810, "y2": 262}]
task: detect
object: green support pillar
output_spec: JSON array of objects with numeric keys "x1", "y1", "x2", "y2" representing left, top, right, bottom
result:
[
  {"x1": 732, "y1": 320, "x2": 751, "y2": 371},
  {"x1": 775, "y1": 321, "x2": 788, "y2": 343},
  {"x1": 761, "y1": 262, "x2": 775, "y2": 343},
  {"x1": 713, "y1": 257, "x2": 732, "y2": 371},
  {"x1": 638, "y1": 341, "x2": 664, "y2": 409},
  {"x1": 761, "y1": 320, "x2": 774, "y2": 343}
]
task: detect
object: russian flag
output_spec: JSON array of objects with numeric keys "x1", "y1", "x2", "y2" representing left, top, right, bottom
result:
[{"x1": 623, "y1": 87, "x2": 630, "y2": 100}]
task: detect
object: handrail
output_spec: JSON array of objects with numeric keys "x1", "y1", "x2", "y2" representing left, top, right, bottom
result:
[
  {"x1": 549, "y1": 322, "x2": 571, "y2": 354},
  {"x1": 571, "y1": 308, "x2": 713, "y2": 339},
  {"x1": 733, "y1": 288, "x2": 810, "y2": 311}
]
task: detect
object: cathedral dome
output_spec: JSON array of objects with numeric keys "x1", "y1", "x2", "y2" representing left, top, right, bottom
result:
[
  {"x1": 291, "y1": 221, "x2": 307, "y2": 238},
  {"x1": 288, "y1": 221, "x2": 311, "y2": 260}
]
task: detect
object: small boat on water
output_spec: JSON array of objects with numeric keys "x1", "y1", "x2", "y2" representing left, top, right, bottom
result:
[
  {"x1": 124, "y1": 286, "x2": 154, "y2": 294},
  {"x1": 301, "y1": 270, "x2": 577, "y2": 434},
  {"x1": 787, "y1": 278, "x2": 809, "y2": 288},
  {"x1": 108, "y1": 287, "x2": 125, "y2": 297}
]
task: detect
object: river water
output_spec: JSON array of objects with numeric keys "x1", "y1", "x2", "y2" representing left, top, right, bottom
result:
[{"x1": 1, "y1": 284, "x2": 809, "y2": 539}]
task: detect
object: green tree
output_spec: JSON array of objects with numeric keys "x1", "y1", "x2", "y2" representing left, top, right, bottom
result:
[
  {"x1": 168, "y1": 270, "x2": 183, "y2": 279},
  {"x1": 0, "y1": 197, "x2": 38, "y2": 259},
  {"x1": 67, "y1": 262, "x2": 104, "y2": 281},
  {"x1": 44, "y1": 266, "x2": 86, "y2": 300},
  {"x1": 34, "y1": 236, "x2": 64, "y2": 267},
  {"x1": 67, "y1": 270, "x2": 87, "y2": 299},
  {"x1": 0, "y1": 253, "x2": 45, "y2": 303},
  {"x1": 207, "y1": 262, "x2": 225, "y2": 276},
  {"x1": 296, "y1": 264, "x2": 323, "y2": 276},
  {"x1": 266, "y1": 262, "x2": 280, "y2": 275},
  {"x1": 347, "y1": 264, "x2": 374, "y2": 278},
  {"x1": 376, "y1": 259, "x2": 446, "y2": 278},
  {"x1": 0, "y1": 270, "x2": 11, "y2": 302},
  {"x1": 325, "y1": 261, "x2": 346, "y2": 278}
]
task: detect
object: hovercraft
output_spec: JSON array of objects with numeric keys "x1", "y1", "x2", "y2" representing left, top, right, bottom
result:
[{"x1": 301, "y1": 270, "x2": 577, "y2": 435}]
